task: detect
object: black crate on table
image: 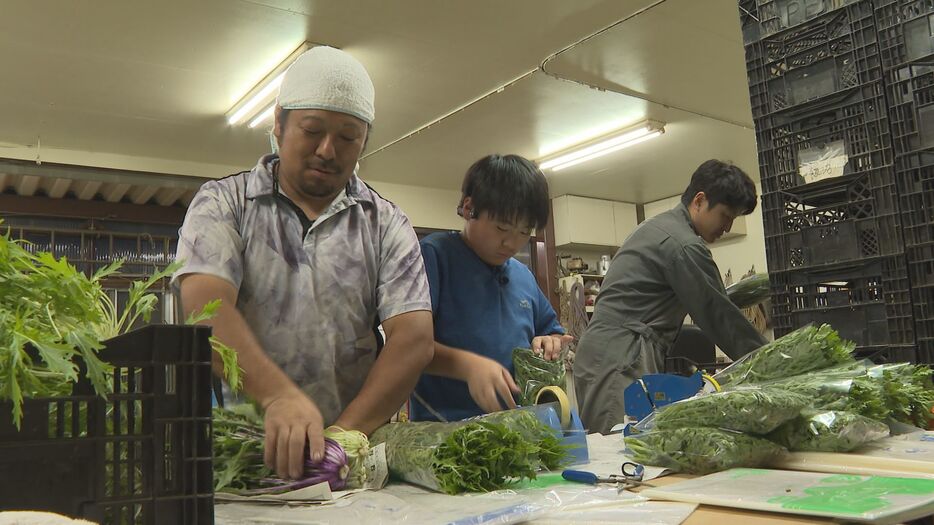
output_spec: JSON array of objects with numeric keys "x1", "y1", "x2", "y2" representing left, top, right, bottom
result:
[
  {"x1": 770, "y1": 256, "x2": 915, "y2": 353},
  {"x1": 895, "y1": 151, "x2": 934, "y2": 247},
  {"x1": 0, "y1": 325, "x2": 214, "y2": 525},
  {"x1": 854, "y1": 344, "x2": 918, "y2": 363},
  {"x1": 744, "y1": 0, "x2": 881, "y2": 119},
  {"x1": 740, "y1": 0, "x2": 866, "y2": 45},
  {"x1": 754, "y1": 83, "x2": 894, "y2": 194},
  {"x1": 875, "y1": 0, "x2": 934, "y2": 71},
  {"x1": 762, "y1": 168, "x2": 904, "y2": 270}
]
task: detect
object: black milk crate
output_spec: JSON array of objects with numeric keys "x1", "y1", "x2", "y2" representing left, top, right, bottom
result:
[
  {"x1": 886, "y1": 60, "x2": 934, "y2": 155},
  {"x1": 895, "y1": 152, "x2": 934, "y2": 247},
  {"x1": 762, "y1": 169, "x2": 904, "y2": 270},
  {"x1": 854, "y1": 345, "x2": 918, "y2": 363},
  {"x1": 740, "y1": 0, "x2": 865, "y2": 44},
  {"x1": 744, "y1": 0, "x2": 881, "y2": 118},
  {"x1": 875, "y1": 0, "x2": 934, "y2": 70},
  {"x1": 755, "y1": 83, "x2": 893, "y2": 193},
  {"x1": 0, "y1": 325, "x2": 214, "y2": 525},
  {"x1": 770, "y1": 256, "x2": 915, "y2": 350},
  {"x1": 918, "y1": 339, "x2": 934, "y2": 364}
]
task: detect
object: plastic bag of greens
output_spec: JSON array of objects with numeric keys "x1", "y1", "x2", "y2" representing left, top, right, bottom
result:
[
  {"x1": 513, "y1": 347, "x2": 566, "y2": 406},
  {"x1": 654, "y1": 387, "x2": 809, "y2": 435},
  {"x1": 873, "y1": 362, "x2": 934, "y2": 428},
  {"x1": 769, "y1": 410, "x2": 890, "y2": 452},
  {"x1": 765, "y1": 370, "x2": 889, "y2": 421},
  {"x1": 713, "y1": 324, "x2": 855, "y2": 387},
  {"x1": 370, "y1": 409, "x2": 568, "y2": 494},
  {"x1": 725, "y1": 273, "x2": 770, "y2": 309},
  {"x1": 624, "y1": 427, "x2": 786, "y2": 475}
]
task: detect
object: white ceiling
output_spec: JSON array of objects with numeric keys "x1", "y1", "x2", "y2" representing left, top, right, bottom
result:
[{"x1": 0, "y1": 0, "x2": 756, "y2": 206}]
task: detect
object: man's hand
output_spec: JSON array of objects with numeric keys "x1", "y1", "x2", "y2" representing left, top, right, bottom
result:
[
  {"x1": 464, "y1": 354, "x2": 520, "y2": 413},
  {"x1": 532, "y1": 334, "x2": 574, "y2": 361},
  {"x1": 263, "y1": 392, "x2": 325, "y2": 480}
]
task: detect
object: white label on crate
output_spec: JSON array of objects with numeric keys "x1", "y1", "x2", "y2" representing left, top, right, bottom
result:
[
  {"x1": 363, "y1": 442, "x2": 389, "y2": 489},
  {"x1": 799, "y1": 141, "x2": 848, "y2": 184}
]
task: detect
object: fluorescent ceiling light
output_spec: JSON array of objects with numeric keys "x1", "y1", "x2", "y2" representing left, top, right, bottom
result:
[
  {"x1": 539, "y1": 121, "x2": 665, "y2": 171},
  {"x1": 226, "y1": 41, "x2": 318, "y2": 126},
  {"x1": 249, "y1": 103, "x2": 276, "y2": 128}
]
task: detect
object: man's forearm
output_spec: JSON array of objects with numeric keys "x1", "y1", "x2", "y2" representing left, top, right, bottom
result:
[
  {"x1": 422, "y1": 342, "x2": 478, "y2": 382},
  {"x1": 335, "y1": 326, "x2": 433, "y2": 434}
]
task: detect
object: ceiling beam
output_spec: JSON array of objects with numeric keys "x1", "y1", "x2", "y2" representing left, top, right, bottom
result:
[
  {"x1": 154, "y1": 187, "x2": 187, "y2": 206},
  {"x1": 75, "y1": 180, "x2": 102, "y2": 200},
  {"x1": 0, "y1": 194, "x2": 186, "y2": 225},
  {"x1": 128, "y1": 185, "x2": 159, "y2": 205},
  {"x1": 102, "y1": 183, "x2": 131, "y2": 202},
  {"x1": 16, "y1": 175, "x2": 40, "y2": 196},
  {"x1": 0, "y1": 157, "x2": 209, "y2": 190},
  {"x1": 46, "y1": 177, "x2": 73, "y2": 198}
]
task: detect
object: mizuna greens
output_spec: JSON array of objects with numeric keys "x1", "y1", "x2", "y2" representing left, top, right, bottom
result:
[
  {"x1": 512, "y1": 347, "x2": 566, "y2": 407},
  {"x1": 625, "y1": 427, "x2": 785, "y2": 475},
  {"x1": 370, "y1": 409, "x2": 568, "y2": 494},
  {"x1": 725, "y1": 273, "x2": 770, "y2": 309},
  {"x1": 0, "y1": 227, "x2": 240, "y2": 428},
  {"x1": 714, "y1": 324, "x2": 855, "y2": 387},
  {"x1": 769, "y1": 410, "x2": 890, "y2": 453},
  {"x1": 654, "y1": 388, "x2": 808, "y2": 435}
]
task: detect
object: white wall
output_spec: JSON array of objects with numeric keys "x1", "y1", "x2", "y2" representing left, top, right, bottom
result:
[
  {"x1": 643, "y1": 185, "x2": 768, "y2": 280},
  {"x1": 366, "y1": 179, "x2": 462, "y2": 230}
]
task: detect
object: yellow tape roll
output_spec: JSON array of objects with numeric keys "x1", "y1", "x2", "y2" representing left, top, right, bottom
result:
[{"x1": 534, "y1": 386, "x2": 572, "y2": 428}]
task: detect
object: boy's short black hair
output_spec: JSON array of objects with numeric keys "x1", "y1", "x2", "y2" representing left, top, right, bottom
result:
[
  {"x1": 681, "y1": 159, "x2": 758, "y2": 215},
  {"x1": 458, "y1": 154, "x2": 551, "y2": 230}
]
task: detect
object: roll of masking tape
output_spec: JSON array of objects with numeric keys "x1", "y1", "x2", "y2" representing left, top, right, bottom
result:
[{"x1": 534, "y1": 386, "x2": 572, "y2": 429}]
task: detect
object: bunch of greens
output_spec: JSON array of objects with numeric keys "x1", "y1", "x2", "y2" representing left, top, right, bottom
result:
[
  {"x1": 764, "y1": 368, "x2": 889, "y2": 422},
  {"x1": 0, "y1": 225, "x2": 240, "y2": 429},
  {"x1": 512, "y1": 347, "x2": 565, "y2": 406},
  {"x1": 213, "y1": 405, "x2": 370, "y2": 493},
  {"x1": 768, "y1": 410, "x2": 890, "y2": 452},
  {"x1": 370, "y1": 409, "x2": 569, "y2": 494},
  {"x1": 726, "y1": 273, "x2": 770, "y2": 309},
  {"x1": 625, "y1": 427, "x2": 785, "y2": 475},
  {"x1": 654, "y1": 388, "x2": 809, "y2": 435},
  {"x1": 714, "y1": 324, "x2": 855, "y2": 387},
  {"x1": 878, "y1": 364, "x2": 934, "y2": 428}
]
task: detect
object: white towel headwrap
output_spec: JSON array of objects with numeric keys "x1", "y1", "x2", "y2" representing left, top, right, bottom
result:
[{"x1": 277, "y1": 46, "x2": 375, "y2": 124}]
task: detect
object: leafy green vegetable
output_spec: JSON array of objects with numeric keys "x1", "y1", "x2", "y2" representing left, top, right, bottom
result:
[
  {"x1": 726, "y1": 273, "x2": 770, "y2": 309},
  {"x1": 626, "y1": 427, "x2": 785, "y2": 475},
  {"x1": 370, "y1": 409, "x2": 569, "y2": 494},
  {"x1": 472, "y1": 408, "x2": 568, "y2": 470},
  {"x1": 655, "y1": 388, "x2": 808, "y2": 435},
  {"x1": 764, "y1": 368, "x2": 889, "y2": 421},
  {"x1": 714, "y1": 324, "x2": 855, "y2": 387},
  {"x1": 878, "y1": 363, "x2": 934, "y2": 428},
  {"x1": 512, "y1": 347, "x2": 565, "y2": 406},
  {"x1": 768, "y1": 410, "x2": 890, "y2": 452},
  {"x1": 185, "y1": 298, "x2": 242, "y2": 392},
  {"x1": 212, "y1": 405, "x2": 272, "y2": 492}
]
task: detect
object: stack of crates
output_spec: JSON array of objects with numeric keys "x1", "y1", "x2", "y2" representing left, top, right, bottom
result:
[
  {"x1": 740, "y1": 0, "x2": 919, "y2": 363},
  {"x1": 875, "y1": 0, "x2": 934, "y2": 362}
]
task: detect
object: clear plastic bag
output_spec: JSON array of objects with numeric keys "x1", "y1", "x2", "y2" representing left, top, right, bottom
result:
[
  {"x1": 624, "y1": 427, "x2": 786, "y2": 475},
  {"x1": 653, "y1": 387, "x2": 809, "y2": 435},
  {"x1": 769, "y1": 410, "x2": 891, "y2": 452},
  {"x1": 512, "y1": 347, "x2": 565, "y2": 406},
  {"x1": 713, "y1": 323, "x2": 855, "y2": 387}
]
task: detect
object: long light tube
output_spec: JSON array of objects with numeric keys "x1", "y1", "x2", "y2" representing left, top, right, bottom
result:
[{"x1": 539, "y1": 121, "x2": 665, "y2": 171}]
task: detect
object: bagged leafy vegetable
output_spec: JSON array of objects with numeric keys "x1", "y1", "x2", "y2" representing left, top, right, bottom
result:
[
  {"x1": 714, "y1": 324, "x2": 855, "y2": 387},
  {"x1": 877, "y1": 363, "x2": 934, "y2": 428},
  {"x1": 726, "y1": 273, "x2": 770, "y2": 309},
  {"x1": 512, "y1": 347, "x2": 565, "y2": 406},
  {"x1": 764, "y1": 367, "x2": 889, "y2": 422},
  {"x1": 654, "y1": 388, "x2": 808, "y2": 435},
  {"x1": 625, "y1": 427, "x2": 786, "y2": 475},
  {"x1": 370, "y1": 409, "x2": 568, "y2": 494},
  {"x1": 212, "y1": 405, "x2": 369, "y2": 494},
  {"x1": 769, "y1": 410, "x2": 890, "y2": 452}
]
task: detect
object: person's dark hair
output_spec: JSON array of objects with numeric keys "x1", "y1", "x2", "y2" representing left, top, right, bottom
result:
[
  {"x1": 458, "y1": 154, "x2": 551, "y2": 230},
  {"x1": 681, "y1": 159, "x2": 758, "y2": 215}
]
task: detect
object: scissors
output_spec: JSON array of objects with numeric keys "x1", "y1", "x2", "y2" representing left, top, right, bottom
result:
[{"x1": 562, "y1": 462, "x2": 654, "y2": 493}]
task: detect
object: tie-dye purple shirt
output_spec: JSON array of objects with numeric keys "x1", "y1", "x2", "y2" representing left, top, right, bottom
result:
[{"x1": 173, "y1": 154, "x2": 431, "y2": 424}]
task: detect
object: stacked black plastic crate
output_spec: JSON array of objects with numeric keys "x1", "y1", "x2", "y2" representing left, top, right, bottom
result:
[
  {"x1": 876, "y1": 0, "x2": 934, "y2": 363},
  {"x1": 741, "y1": 0, "x2": 918, "y2": 363}
]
